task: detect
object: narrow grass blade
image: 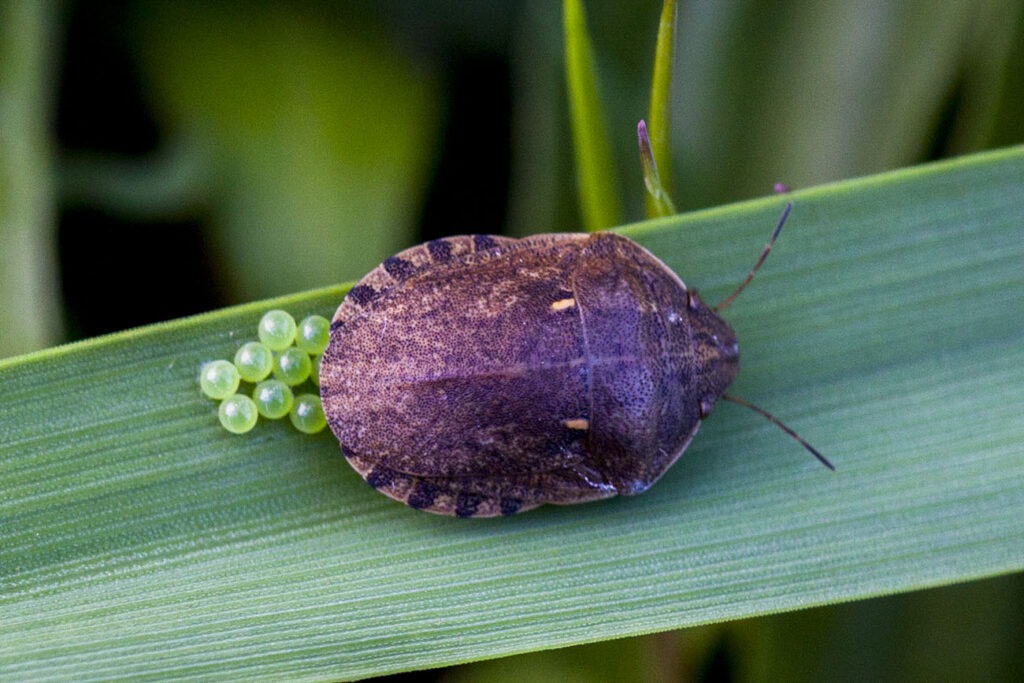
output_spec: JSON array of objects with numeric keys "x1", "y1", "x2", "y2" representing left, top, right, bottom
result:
[{"x1": 563, "y1": 0, "x2": 622, "y2": 230}]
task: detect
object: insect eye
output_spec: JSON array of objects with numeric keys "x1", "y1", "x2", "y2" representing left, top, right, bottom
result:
[{"x1": 699, "y1": 399, "x2": 715, "y2": 419}]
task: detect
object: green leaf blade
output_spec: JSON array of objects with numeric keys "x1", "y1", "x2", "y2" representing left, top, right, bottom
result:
[{"x1": 2, "y1": 147, "x2": 1023, "y2": 680}]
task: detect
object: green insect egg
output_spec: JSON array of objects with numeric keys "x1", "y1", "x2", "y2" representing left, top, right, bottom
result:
[
  {"x1": 234, "y1": 341, "x2": 274, "y2": 383},
  {"x1": 258, "y1": 310, "x2": 297, "y2": 351},
  {"x1": 200, "y1": 360, "x2": 241, "y2": 400},
  {"x1": 219, "y1": 394, "x2": 259, "y2": 434},
  {"x1": 310, "y1": 353, "x2": 322, "y2": 387},
  {"x1": 290, "y1": 394, "x2": 326, "y2": 434},
  {"x1": 273, "y1": 348, "x2": 312, "y2": 386},
  {"x1": 253, "y1": 379, "x2": 295, "y2": 420},
  {"x1": 296, "y1": 315, "x2": 331, "y2": 355}
]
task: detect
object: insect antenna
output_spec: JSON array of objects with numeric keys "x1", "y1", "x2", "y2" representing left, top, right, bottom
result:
[
  {"x1": 714, "y1": 202, "x2": 793, "y2": 313},
  {"x1": 722, "y1": 393, "x2": 835, "y2": 470}
]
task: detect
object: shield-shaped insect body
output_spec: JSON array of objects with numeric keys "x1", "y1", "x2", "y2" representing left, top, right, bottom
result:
[{"x1": 320, "y1": 230, "x2": 749, "y2": 517}]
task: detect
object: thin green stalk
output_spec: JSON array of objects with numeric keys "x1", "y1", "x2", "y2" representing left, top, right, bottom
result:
[
  {"x1": 563, "y1": 0, "x2": 621, "y2": 230},
  {"x1": 645, "y1": 0, "x2": 677, "y2": 218},
  {"x1": 0, "y1": 0, "x2": 63, "y2": 356}
]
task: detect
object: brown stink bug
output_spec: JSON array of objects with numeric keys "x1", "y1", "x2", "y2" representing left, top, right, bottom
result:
[{"x1": 319, "y1": 204, "x2": 832, "y2": 517}]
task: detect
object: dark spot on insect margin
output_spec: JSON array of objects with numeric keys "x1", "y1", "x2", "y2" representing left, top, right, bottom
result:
[
  {"x1": 455, "y1": 493, "x2": 482, "y2": 518},
  {"x1": 346, "y1": 284, "x2": 378, "y2": 306},
  {"x1": 500, "y1": 497, "x2": 522, "y2": 516},
  {"x1": 426, "y1": 238, "x2": 453, "y2": 263},
  {"x1": 473, "y1": 235, "x2": 498, "y2": 251},
  {"x1": 383, "y1": 255, "x2": 416, "y2": 281},
  {"x1": 330, "y1": 320, "x2": 345, "y2": 332},
  {"x1": 340, "y1": 444, "x2": 356, "y2": 459},
  {"x1": 366, "y1": 465, "x2": 395, "y2": 490},
  {"x1": 407, "y1": 482, "x2": 439, "y2": 510}
]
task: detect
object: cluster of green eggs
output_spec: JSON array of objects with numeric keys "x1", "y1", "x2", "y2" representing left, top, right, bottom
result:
[{"x1": 199, "y1": 310, "x2": 329, "y2": 435}]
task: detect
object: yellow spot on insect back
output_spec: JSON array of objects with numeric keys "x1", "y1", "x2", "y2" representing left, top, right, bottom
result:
[
  {"x1": 550, "y1": 298, "x2": 576, "y2": 312},
  {"x1": 563, "y1": 418, "x2": 589, "y2": 430}
]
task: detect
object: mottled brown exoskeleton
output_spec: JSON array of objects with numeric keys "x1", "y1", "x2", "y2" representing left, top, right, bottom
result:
[{"x1": 320, "y1": 205, "x2": 829, "y2": 517}]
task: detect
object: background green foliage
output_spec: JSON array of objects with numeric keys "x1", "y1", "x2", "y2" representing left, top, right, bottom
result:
[{"x1": 2, "y1": 0, "x2": 1023, "y2": 680}]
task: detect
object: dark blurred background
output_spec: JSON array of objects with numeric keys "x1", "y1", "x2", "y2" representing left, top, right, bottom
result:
[{"x1": 2, "y1": 1, "x2": 1023, "y2": 681}]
